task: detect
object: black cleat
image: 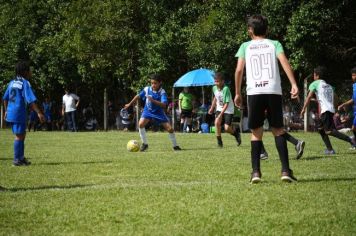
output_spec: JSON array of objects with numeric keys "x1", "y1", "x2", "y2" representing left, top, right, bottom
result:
[
  {"x1": 173, "y1": 146, "x2": 182, "y2": 151},
  {"x1": 260, "y1": 152, "x2": 269, "y2": 160},
  {"x1": 250, "y1": 171, "x2": 262, "y2": 184},
  {"x1": 13, "y1": 158, "x2": 31, "y2": 166},
  {"x1": 140, "y1": 144, "x2": 149, "y2": 152}
]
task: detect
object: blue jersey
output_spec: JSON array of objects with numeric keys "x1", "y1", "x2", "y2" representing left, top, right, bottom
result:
[
  {"x1": 43, "y1": 101, "x2": 52, "y2": 115},
  {"x1": 2, "y1": 77, "x2": 37, "y2": 123},
  {"x1": 353, "y1": 83, "x2": 356, "y2": 113},
  {"x1": 139, "y1": 86, "x2": 168, "y2": 114}
]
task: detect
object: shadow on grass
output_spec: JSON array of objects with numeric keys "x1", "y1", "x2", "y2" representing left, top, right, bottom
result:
[
  {"x1": 302, "y1": 155, "x2": 333, "y2": 161},
  {"x1": 32, "y1": 160, "x2": 114, "y2": 166},
  {"x1": 299, "y1": 177, "x2": 356, "y2": 183},
  {"x1": 1, "y1": 183, "x2": 96, "y2": 192},
  {"x1": 0, "y1": 158, "x2": 14, "y2": 161}
]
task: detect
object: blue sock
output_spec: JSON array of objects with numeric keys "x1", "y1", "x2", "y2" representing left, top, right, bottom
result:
[
  {"x1": 14, "y1": 140, "x2": 22, "y2": 162},
  {"x1": 19, "y1": 140, "x2": 25, "y2": 160}
]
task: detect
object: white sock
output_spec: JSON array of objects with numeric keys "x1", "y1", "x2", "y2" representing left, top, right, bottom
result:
[
  {"x1": 169, "y1": 132, "x2": 178, "y2": 147},
  {"x1": 139, "y1": 128, "x2": 148, "y2": 144}
]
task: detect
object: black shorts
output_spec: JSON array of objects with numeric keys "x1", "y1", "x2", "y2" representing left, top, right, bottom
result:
[
  {"x1": 247, "y1": 94, "x2": 283, "y2": 129},
  {"x1": 215, "y1": 111, "x2": 234, "y2": 126},
  {"x1": 316, "y1": 111, "x2": 335, "y2": 131},
  {"x1": 181, "y1": 109, "x2": 193, "y2": 119}
]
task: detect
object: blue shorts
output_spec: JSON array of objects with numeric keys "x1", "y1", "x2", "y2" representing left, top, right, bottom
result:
[
  {"x1": 10, "y1": 122, "x2": 26, "y2": 135},
  {"x1": 141, "y1": 110, "x2": 169, "y2": 124}
]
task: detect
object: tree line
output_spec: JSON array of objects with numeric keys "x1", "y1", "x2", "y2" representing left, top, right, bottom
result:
[{"x1": 0, "y1": 0, "x2": 355, "y2": 115}]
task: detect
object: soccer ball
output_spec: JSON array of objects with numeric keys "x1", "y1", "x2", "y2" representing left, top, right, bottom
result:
[{"x1": 127, "y1": 140, "x2": 140, "y2": 152}]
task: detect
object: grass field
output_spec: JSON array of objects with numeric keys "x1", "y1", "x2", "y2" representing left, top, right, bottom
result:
[{"x1": 0, "y1": 129, "x2": 355, "y2": 235}]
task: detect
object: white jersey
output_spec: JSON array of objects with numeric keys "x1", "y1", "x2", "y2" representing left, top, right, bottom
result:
[
  {"x1": 212, "y1": 85, "x2": 234, "y2": 114},
  {"x1": 63, "y1": 93, "x2": 79, "y2": 112},
  {"x1": 236, "y1": 39, "x2": 283, "y2": 95},
  {"x1": 308, "y1": 80, "x2": 335, "y2": 114}
]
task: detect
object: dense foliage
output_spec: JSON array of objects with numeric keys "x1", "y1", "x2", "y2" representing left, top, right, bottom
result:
[{"x1": 0, "y1": 0, "x2": 355, "y2": 109}]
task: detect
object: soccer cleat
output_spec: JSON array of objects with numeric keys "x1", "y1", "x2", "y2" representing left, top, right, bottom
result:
[
  {"x1": 140, "y1": 144, "x2": 149, "y2": 152},
  {"x1": 234, "y1": 129, "x2": 241, "y2": 146},
  {"x1": 260, "y1": 152, "x2": 269, "y2": 160},
  {"x1": 281, "y1": 170, "x2": 297, "y2": 182},
  {"x1": 295, "y1": 140, "x2": 305, "y2": 159},
  {"x1": 13, "y1": 158, "x2": 31, "y2": 166},
  {"x1": 250, "y1": 171, "x2": 262, "y2": 184},
  {"x1": 324, "y1": 149, "x2": 336, "y2": 155},
  {"x1": 173, "y1": 146, "x2": 182, "y2": 151}
]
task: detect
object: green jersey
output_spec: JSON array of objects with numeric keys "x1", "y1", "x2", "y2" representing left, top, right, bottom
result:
[
  {"x1": 212, "y1": 85, "x2": 234, "y2": 114},
  {"x1": 179, "y1": 92, "x2": 194, "y2": 110}
]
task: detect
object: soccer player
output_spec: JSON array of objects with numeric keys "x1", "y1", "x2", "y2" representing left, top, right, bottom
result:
[
  {"x1": 124, "y1": 74, "x2": 181, "y2": 152},
  {"x1": 178, "y1": 87, "x2": 194, "y2": 133},
  {"x1": 337, "y1": 67, "x2": 356, "y2": 146},
  {"x1": 301, "y1": 66, "x2": 356, "y2": 153},
  {"x1": 3, "y1": 61, "x2": 45, "y2": 166},
  {"x1": 208, "y1": 72, "x2": 241, "y2": 147},
  {"x1": 234, "y1": 15, "x2": 299, "y2": 183}
]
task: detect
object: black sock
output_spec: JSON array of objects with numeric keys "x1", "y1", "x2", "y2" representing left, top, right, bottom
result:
[
  {"x1": 353, "y1": 130, "x2": 356, "y2": 139},
  {"x1": 275, "y1": 135, "x2": 290, "y2": 172},
  {"x1": 188, "y1": 125, "x2": 192, "y2": 132},
  {"x1": 251, "y1": 141, "x2": 262, "y2": 172},
  {"x1": 180, "y1": 123, "x2": 184, "y2": 132},
  {"x1": 318, "y1": 129, "x2": 333, "y2": 150},
  {"x1": 261, "y1": 142, "x2": 266, "y2": 154},
  {"x1": 217, "y1": 136, "x2": 222, "y2": 142},
  {"x1": 283, "y1": 132, "x2": 298, "y2": 145},
  {"x1": 330, "y1": 130, "x2": 352, "y2": 143}
]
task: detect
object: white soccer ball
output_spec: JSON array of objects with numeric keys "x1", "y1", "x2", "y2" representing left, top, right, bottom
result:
[{"x1": 127, "y1": 140, "x2": 140, "y2": 152}]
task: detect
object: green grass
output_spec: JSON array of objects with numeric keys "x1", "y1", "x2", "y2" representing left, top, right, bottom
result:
[{"x1": 0, "y1": 129, "x2": 355, "y2": 235}]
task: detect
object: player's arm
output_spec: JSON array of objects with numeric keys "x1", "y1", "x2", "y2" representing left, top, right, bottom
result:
[
  {"x1": 277, "y1": 53, "x2": 299, "y2": 99},
  {"x1": 124, "y1": 95, "x2": 139, "y2": 109},
  {"x1": 234, "y1": 58, "x2": 245, "y2": 108},
  {"x1": 75, "y1": 97, "x2": 80, "y2": 108},
  {"x1": 30, "y1": 103, "x2": 45, "y2": 123},
  {"x1": 300, "y1": 91, "x2": 315, "y2": 116},
  {"x1": 3, "y1": 100, "x2": 8, "y2": 119},
  {"x1": 208, "y1": 97, "x2": 216, "y2": 114},
  {"x1": 178, "y1": 95, "x2": 182, "y2": 112},
  {"x1": 338, "y1": 98, "x2": 353, "y2": 111},
  {"x1": 149, "y1": 98, "x2": 167, "y2": 109}
]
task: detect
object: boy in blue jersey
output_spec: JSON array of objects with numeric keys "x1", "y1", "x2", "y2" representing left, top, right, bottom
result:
[
  {"x1": 3, "y1": 61, "x2": 45, "y2": 166},
  {"x1": 234, "y1": 15, "x2": 299, "y2": 183},
  {"x1": 124, "y1": 74, "x2": 181, "y2": 151},
  {"x1": 43, "y1": 97, "x2": 53, "y2": 131},
  {"x1": 337, "y1": 67, "x2": 356, "y2": 149},
  {"x1": 301, "y1": 66, "x2": 356, "y2": 153}
]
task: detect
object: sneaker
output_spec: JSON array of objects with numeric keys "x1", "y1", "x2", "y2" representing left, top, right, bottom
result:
[
  {"x1": 140, "y1": 144, "x2": 149, "y2": 152},
  {"x1": 13, "y1": 158, "x2": 31, "y2": 166},
  {"x1": 324, "y1": 149, "x2": 336, "y2": 155},
  {"x1": 260, "y1": 152, "x2": 269, "y2": 160},
  {"x1": 281, "y1": 170, "x2": 297, "y2": 182},
  {"x1": 234, "y1": 130, "x2": 241, "y2": 146},
  {"x1": 173, "y1": 146, "x2": 182, "y2": 151},
  {"x1": 295, "y1": 140, "x2": 305, "y2": 159},
  {"x1": 217, "y1": 139, "x2": 223, "y2": 148},
  {"x1": 250, "y1": 171, "x2": 262, "y2": 184}
]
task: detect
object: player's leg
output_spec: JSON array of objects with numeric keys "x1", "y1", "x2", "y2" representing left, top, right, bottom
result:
[
  {"x1": 12, "y1": 123, "x2": 30, "y2": 166},
  {"x1": 224, "y1": 114, "x2": 241, "y2": 146},
  {"x1": 282, "y1": 132, "x2": 305, "y2": 159},
  {"x1": 215, "y1": 112, "x2": 223, "y2": 147},
  {"x1": 161, "y1": 122, "x2": 181, "y2": 150},
  {"x1": 138, "y1": 118, "x2": 150, "y2": 151},
  {"x1": 268, "y1": 95, "x2": 296, "y2": 182},
  {"x1": 247, "y1": 95, "x2": 266, "y2": 183},
  {"x1": 260, "y1": 141, "x2": 268, "y2": 160}
]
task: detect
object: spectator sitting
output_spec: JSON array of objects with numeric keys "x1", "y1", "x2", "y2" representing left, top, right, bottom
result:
[{"x1": 120, "y1": 107, "x2": 134, "y2": 131}]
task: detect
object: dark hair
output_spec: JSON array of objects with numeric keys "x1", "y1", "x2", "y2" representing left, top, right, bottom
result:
[
  {"x1": 150, "y1": 74, "x2": 162, "y2": 82},
  {"x1": 15, "y1": 61, "x2": 30, "y2": 78},
  {"x1": 314, "y1": 66, "x2": 328, "y2": 80},
  {"x1": 247, "y1": 15, "x2": 268, "y2": 36},
  {"x1": 214, "y1": 72, "x2": 225, "y2": 81},
  {"x1": 351, "y1": 67, "x2": 356, "y2": 74}
]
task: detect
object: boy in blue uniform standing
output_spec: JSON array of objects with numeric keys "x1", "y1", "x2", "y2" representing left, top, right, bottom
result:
[
  {"x1": 338, "y1": 67, "x2": 356, "y2": 145},
  {"x1": 3, "y1": 61, "x2": 45, "y2": 166},
  {"x1": 125, "y1": 74, "x2": 181, "y2": 152}
]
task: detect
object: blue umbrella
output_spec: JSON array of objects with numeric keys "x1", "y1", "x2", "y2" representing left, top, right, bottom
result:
[{"x1": 174, "y1": 68, "x2": 215, "y2": 87}]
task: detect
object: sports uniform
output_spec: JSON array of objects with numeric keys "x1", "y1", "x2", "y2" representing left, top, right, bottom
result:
[
  {"x1": 139, "y1": 86, "x2": 169, "y2": 123},
  {"x1": 3, "y1": 76, "x2": 37, "y2": 164},
  {"x1": 236, "y1": 39, "x2": 284, "y2": 129}
]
